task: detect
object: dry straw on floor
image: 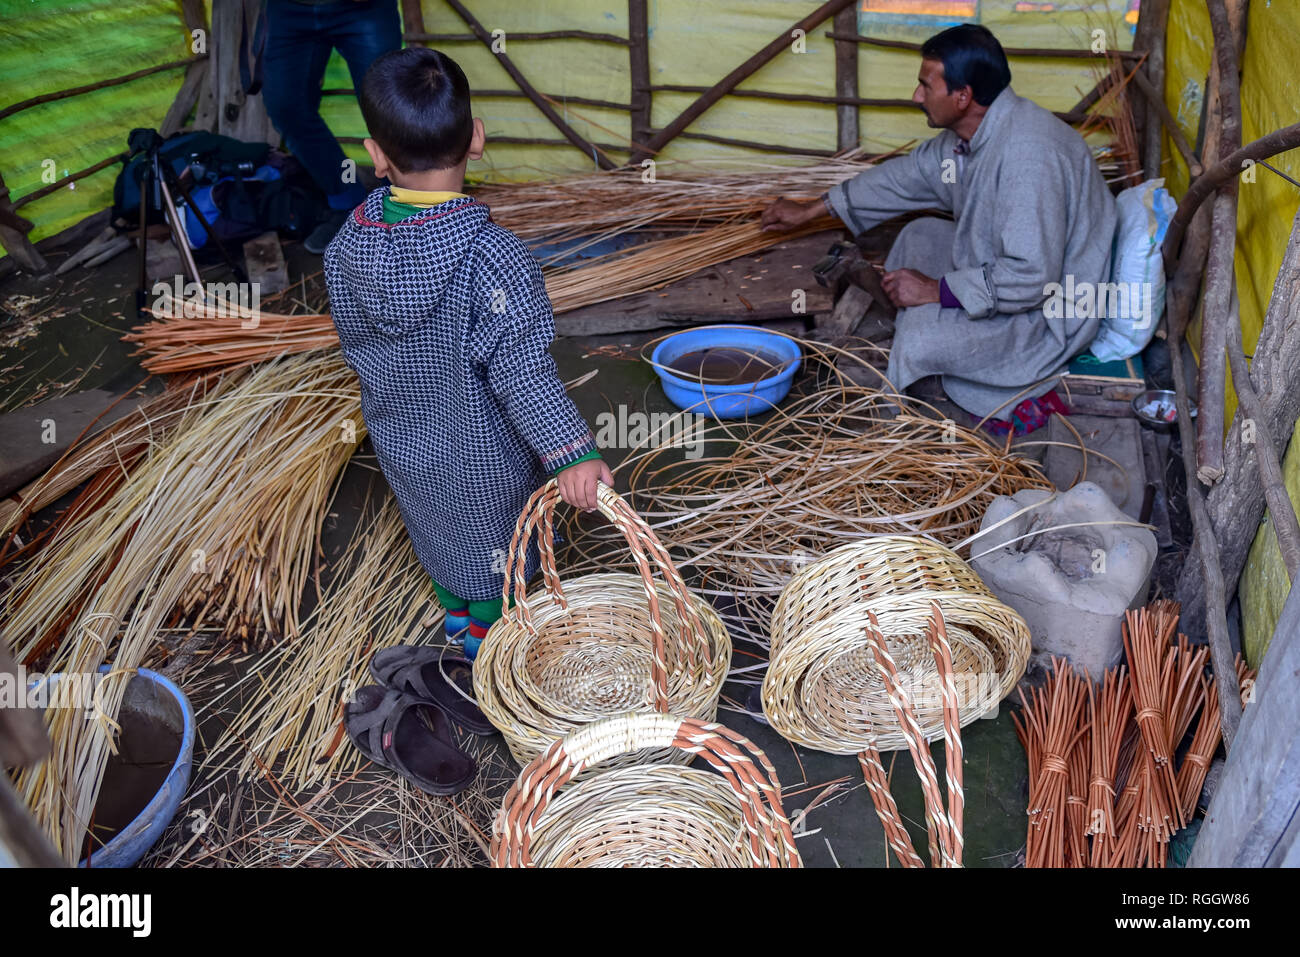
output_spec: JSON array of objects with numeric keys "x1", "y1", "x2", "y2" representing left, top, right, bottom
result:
[
  {"x1": 474, "y1": 480, "x2": 730, "y2": 765},
  {"x1": 491, "y1": 712, "x2": 800, "y2": 868}
]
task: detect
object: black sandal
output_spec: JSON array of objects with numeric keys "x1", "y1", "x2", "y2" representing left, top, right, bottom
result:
[
  {"x1": 344, "y1": 685, "x2": 476, "y2": 796},
  {"x1": 369, "y1": 645, "x2": 495, "y2": 735}
]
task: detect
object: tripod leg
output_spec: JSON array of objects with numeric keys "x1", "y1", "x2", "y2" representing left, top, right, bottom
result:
[
  {"x1": 166, "y1": 171, "x2": 249, "y2": 284},
  {"x1": 157, "y1": 175, "x2": 204, "y2": 292},
  {"x1": 136, "y1": 163, "x2": 151, "y2": 318}
]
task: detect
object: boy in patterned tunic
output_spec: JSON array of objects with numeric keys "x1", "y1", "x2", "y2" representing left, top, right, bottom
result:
[{"x1": 324, "y1": 47, "x2": 612, "y2": 660}]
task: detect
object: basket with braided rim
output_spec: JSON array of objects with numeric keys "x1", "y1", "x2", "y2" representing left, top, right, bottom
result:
[
  {"x1": 473, "y1": 480, "x2": 731, "y2": 765},
  {"x1": 763, "y1": 535, "x2": 1029, "y2": 754},
  {"x1": 490, "y1": 712, "x2": 801, "y2": 867}
]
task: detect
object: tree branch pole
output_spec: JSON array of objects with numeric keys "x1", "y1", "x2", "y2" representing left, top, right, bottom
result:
[
  {"x1": 1161, "y1": 123, "x2": 1300, "y2": 267},
  {"x1": 1131, "y1": 69, "x2": 1202, "y2": 178},
  {"x1": 627, "y1": 0, "x2": 652, "y2": 149},
  {"x1": 1225, "y1": 295, "x2": 1300, "y2": 578},
  {"x1": 1177, "y1": 207, "x2": 1300, "y2": 640},
  {"x1": 1134, "y1": 0, "x2": 1171, "y2": 180},
  {"x1": 633, "y1": 0, "x2": 858, "y2": 164},
  {"x1": 442, "y1": 0, "x2": 617, "y2": 169},
  {"x1": 1195, "y1": 0, "x2": 1248, "y2": 486}
]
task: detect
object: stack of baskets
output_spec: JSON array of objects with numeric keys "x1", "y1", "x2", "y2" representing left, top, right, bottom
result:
[
  {"x1": 491, "y1": 711, "x2": 801, "y2": 867},
  {"x1": 763, "y1": 535, "x2": 1031, "y2": 753},
  {"x1": 474, "y1": 480, "x2": 731, "y2": 765}
]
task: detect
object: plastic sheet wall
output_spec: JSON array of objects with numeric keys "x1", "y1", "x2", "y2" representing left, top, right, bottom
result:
[{"x1": 1161, "y1": 0, "x2": 1300, "y2": 666}]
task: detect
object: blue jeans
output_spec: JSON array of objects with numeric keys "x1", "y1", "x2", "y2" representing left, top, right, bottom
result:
[{"x1": 263, "y1": 0, "x2": 401, "y2": 206}]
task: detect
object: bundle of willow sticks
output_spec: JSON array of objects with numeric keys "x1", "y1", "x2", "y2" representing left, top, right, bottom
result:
[
  {"x1": 560, "y1": 342, "x2": 1050, "y2": 646},
  {"x1": 5, "y1": 352, "x2": 363, "y2": 861},
  {"x1": 1014, "y1": 601, "x2": 1254, "y2": 869},
  {"x1": 123, "y1": 154, "x2": 869, "y2": 375}
]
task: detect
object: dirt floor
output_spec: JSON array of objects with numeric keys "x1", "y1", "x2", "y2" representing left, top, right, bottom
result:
[{"x1": 0, "y1": 226, "x2": 1206, "y2": 868}]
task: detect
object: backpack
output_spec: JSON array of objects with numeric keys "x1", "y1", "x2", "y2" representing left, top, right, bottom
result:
[{"x1": 112, "y1": 130, "x2": 328, "y2": 255}]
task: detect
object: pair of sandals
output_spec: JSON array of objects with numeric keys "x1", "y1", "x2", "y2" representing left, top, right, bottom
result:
[{"x1": 344, "y1": 646, "x2": 495, "y2": 796}]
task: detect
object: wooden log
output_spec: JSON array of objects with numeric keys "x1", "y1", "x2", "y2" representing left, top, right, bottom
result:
[
  {"x1": 0, "y1": 171, "x2": 49, "y2": 275},
  {"x1": 832, "y1": 5, "x2": 859, "y2": 153},
  {"x1": 1067, "y1": 73, "x2": 1117, "y2": 118},
  {"x1": 160, "y1": 58, "x2": 211, "y2": 138},
  {"x1": 628, "y1": 0, "x2": 652, "y2": 150},
  {"x1": 1194, "y1": 0, "x2": 1248, "y2": 487},
  {"x1": 632, "y1": 0, "x2": 858, "y2": 164},
  {"x1": 1190, "y1": 579, "x2": 1300, "y2": 866},
  {"x1": 337, "y1": 134, "x2": 627, "y2": 153},
  {"x1": 818, "y1": 284, "x2": 873, "y2": 339},
  {"x1": 823, "y1": 31, "x2": 1144, "y2": 61},
  {"x1": 443, "y1": 0, "x2": 617, "y2": 170},
  {"x1": 0, "y1": 56, "x2": 205, "y2": 122},
  {"x1": 208, "y1": 0, "x2": 279, "y2": 146},
  {"x1": 1170, "y1": 331, "x2": 1241, "y2": 749},
  {"x1": 1133, "y1": 0, "x2": 1171, "y2": 180},
  {"x1": 399, "y1": 0, "x2": 425, "y2": 34},
  {"x1": 1178, "y1": 207, "x2": 1300, "y2": 641},
  {"x1": 242, "y1": 231, "x2": 289, "y2": 297},
  {"x1": 1225, "y1": 291, "x2": 1300, "y2": 579}
]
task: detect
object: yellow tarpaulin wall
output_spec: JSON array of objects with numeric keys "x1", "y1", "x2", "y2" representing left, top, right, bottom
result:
[
  {"x1": 5, "y1": 0, "x2": 1135, "y2": 248},
  {"x1": 1161, "y1": 0, "x2": 1300, "y2": 666}
]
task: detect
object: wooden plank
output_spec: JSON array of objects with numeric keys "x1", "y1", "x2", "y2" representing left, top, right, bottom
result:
[
  {"x1": 628, "y1": 0, "x2": 652, "y2": 149},
  {"x1": 1190, "y1": 579, "x2": 1300, "y2": 867},
  {"x1": 632, "y1": 0, "x2": 858, "y2": 164},
  {"x1": 242, "y1": 231, "x2": 289, "y2": 296},
  {"x1": 160, "y1": 58, "x2": 210, "y2": 138},
  {"x1": 554, "y1": 232, "x2": 836, "y2": 337},
  {"x1": 817, "y1": 284, "x2": 872, "y2": 339},
  {"x1": 832, "y1": 5, "x2": 859, "y2": 153}
]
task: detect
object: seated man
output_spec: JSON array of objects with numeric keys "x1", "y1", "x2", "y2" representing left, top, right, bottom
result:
[{"x1": 762, "y1": 23, "x2": 1116, "y2": 432}]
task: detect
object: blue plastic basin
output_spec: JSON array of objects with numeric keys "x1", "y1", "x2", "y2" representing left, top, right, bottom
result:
[
  {"x1": 650, "y1": 325, "x2": 802, "y2": 420},
  {"x1": 31, "y1": 667, "x2": 195, "y2": 868}
]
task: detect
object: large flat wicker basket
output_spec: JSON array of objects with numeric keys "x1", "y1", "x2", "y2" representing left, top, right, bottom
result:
[
  {"x1": 474, "y1": 480, "x2": 731, "y2": 765},
  {"x1": 763, "y1": 535, "x2": 1030, "y2": 754},
  {"x1": 491, "y1": 712, "x2": 801, "y2": 867}
]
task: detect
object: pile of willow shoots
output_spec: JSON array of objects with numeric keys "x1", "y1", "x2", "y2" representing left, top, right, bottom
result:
[
  {"x1": 4, "y1": 351, "x2": 363, "y2": 860},
  {"x1": 560, "y1": 341, "x2": 1050, "y2": 646},
  {"x1": 1014, "y1": 601, "x2": 1254, "y2": 868}
]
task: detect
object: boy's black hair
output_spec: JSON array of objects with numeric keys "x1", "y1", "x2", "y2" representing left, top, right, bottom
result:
[
  {"x1": 920, "y1": 24, "x2": 1012, "y2": 107},
  {"x1": 359, "y1": 47, "x2": 473, "y2": 173}
]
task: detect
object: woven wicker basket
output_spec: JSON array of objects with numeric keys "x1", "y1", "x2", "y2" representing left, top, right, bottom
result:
[
  {"x1": 474, "y1": 481, "x2": 731, "y2": 765},
  {"x1": 763, "y1": 535, "x2": 1029, "y2": 753},
  {"x1": 491, "y1": 712, "x2": 801, "y2": 867}
]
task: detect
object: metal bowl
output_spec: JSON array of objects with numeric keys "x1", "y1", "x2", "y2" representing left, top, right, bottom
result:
[{"x1": 1132, "y1": 388, "x2": 1194, "y2": 433}]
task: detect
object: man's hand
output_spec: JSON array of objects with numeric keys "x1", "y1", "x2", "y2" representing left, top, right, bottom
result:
[
  {"x1": 761, "y1": 197, "x2": 826, "y2": 232},
  {"x1": 881, "y1": 268, "x2": 941, "y2": 308},
  {"x1": 557, "y1": 458, "x2": 615, "y2": 512}
]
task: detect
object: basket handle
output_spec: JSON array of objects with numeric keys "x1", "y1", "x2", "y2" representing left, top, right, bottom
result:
[
  {"x1": 498, "y1": 480, "x2": 711, "y2": 712},
  {"x1": 490, "y1": 712, "x2": 801, "y2": 868}
]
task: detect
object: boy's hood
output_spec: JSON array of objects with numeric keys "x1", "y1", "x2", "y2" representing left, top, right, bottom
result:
[{"x1": 325, "y1": 189, "x2": 491, "y2": 335}]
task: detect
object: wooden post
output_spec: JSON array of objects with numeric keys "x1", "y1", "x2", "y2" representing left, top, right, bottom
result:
[
  {"x1": 400, "y1": 0, "x2": 426, "y2": 35},
  {"x1": 628, "y1": 0, "x2": 652, "y2": 153},
  {"x1": 1194, "y1": 0, "x2": 1249, "y2": 487},
  {"x1": 1189, "y1": 579, "x2": 1300, "y2": 866},
  {"x1": 1134, "y1": 0, "x2": 1171, "y2": 181},
  {"x1": 832, "y1": 5, "x2": 859, "y2": 153},
  {"x1": 1178, "y1": 207, "x2": 1300, "y2": 641},
  {"x1": 444, "y1": 0, "x2": 616, "y2": 169},
  {"x1": 0, "y1": 171, "x2": 49, "y2": 275},
  {"x1": 161, "y1": 0, "x2": 211, "y2": 137},
  {"x1": 631, "y1": 0, "x2": 858, "y2": 164},
  {"x1": 205, "y1": 0, "x2": 280, "y2": 146}
]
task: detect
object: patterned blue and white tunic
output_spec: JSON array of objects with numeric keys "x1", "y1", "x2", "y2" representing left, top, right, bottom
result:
[{"x1": 324, "y1": 188, "x2": 596, "y2": 600}]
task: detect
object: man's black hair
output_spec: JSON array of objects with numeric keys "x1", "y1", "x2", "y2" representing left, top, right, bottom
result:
[
  {"x1": 359, "y1": 47, "x2": 473, "y2": 173},
  {"x1": 920, "y1": 24, "x2": 1012, "y2": 107}
]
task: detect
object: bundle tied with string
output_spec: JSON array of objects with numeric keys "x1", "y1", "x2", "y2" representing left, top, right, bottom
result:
[
  {"x1": 473, "y1": 480, "x2": 731, "y2": 766},
  {"x1": 763, "y1": 536, "x2": 1030, "y2": 753},
  {"x1": 491, "y1": 711, "x2": 801, "y2": 868}
]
